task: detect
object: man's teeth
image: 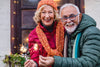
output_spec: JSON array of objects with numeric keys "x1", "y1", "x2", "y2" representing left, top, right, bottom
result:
[
  {"x1": 72, "y1": 23, "x2": 74, "y2": 25},
  {"x1": 66, "y1": 24, "x2": 68, "y2": 26},
  {"x1": 66, "y1": 22, "x2": 74, "y2": 26}
]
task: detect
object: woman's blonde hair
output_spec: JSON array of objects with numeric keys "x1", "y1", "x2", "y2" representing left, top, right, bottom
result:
[{"x1": 33, "y1": 5, "x2": 60, "y2": 24}]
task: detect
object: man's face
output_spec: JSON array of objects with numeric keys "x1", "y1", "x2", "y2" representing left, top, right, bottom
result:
[{"x1": 61, "y1": 6, "x2": 79, "y2": 34}]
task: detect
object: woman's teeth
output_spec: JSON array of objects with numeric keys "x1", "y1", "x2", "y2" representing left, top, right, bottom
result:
[{"x1": 44, "y1": 19, "x2": 51, "y2": 21}]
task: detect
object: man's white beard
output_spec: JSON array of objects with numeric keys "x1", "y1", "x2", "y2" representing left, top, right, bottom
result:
[{"x1": 65, "y1": 22, "x2": 77, "y2": 34}]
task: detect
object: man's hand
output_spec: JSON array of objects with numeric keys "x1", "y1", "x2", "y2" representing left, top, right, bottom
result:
[
  {"x1": 39, "y1": 55, "x2": 54, "y2": 67},
  {"x1": 24, "y1": 59, "x2": 37, "y2": 67}
]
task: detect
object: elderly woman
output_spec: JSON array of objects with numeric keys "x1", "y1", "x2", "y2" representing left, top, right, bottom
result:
[{"x1": 24, "y1": 0, "x2": 64, "y2": 67}]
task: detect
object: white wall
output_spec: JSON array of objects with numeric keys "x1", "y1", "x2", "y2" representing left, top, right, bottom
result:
[
  {"x1": 85, "y1": 0, "x2": 100, "y2": 29},
  {"x1": 0, "y1": 0, "x2": 10, "y2": 67}
]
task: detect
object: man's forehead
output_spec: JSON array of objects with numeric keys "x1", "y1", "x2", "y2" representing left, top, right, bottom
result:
[{"x1": 61, "y1": 6, "x2": 77, "y2": 15}]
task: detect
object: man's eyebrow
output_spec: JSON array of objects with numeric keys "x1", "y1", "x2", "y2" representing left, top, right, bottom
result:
[{"x1": 70, "y1": 14, "x2": 75, "y2": 15}]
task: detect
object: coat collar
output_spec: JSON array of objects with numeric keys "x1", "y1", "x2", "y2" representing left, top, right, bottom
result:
[
  {"x1": 39, "y1": 21, "x2": 57, "y2": 32},
  {"x1": 71, "y1": 14, "x2": 96, "y2": 37}
]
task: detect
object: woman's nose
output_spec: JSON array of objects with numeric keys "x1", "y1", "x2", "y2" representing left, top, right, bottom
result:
[{"x1": 45, "y1": 13, "x2": 49, "y2": 18}]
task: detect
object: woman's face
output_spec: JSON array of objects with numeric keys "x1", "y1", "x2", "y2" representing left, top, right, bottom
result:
[{"x1": 40, "y1": 5, "x2": 54, "y2": 26}]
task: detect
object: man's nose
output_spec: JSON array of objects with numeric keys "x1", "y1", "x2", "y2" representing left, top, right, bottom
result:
[{"x1": 66, "y1": 18, "x2": 71, "y2": 23}]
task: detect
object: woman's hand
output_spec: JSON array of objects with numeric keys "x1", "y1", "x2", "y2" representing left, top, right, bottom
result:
[
  {"x1": 24, "y1": 59, "x2": 37, "y2": 67},
  {"x1": 39, "y1": 55, "x2": 54, "y2": 67}
]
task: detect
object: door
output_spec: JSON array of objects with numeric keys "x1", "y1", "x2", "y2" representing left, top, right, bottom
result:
[{"x1": 11, "y1": 0, "x2": 84, "y2": 54}]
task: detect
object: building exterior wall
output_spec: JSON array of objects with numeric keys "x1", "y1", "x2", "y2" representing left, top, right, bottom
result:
[
  {"x1": 0, "y1": 0, "x2": 100, "y2": 66},
  {"x1": 0, "y1": 0, "x2": 10, "y2": 67},
  {"x1": 85, "y1": 0, "x2": 100, "y2": 29}
]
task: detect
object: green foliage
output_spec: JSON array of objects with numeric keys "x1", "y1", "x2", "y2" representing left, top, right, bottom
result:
[{"x1": 3, "y1": 53, "x2": 26, "y2": 67}]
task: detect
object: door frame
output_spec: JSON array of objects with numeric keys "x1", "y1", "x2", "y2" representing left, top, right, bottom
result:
[{"x1": 10, "y1": 0, "x2": 84, "y2": 54}]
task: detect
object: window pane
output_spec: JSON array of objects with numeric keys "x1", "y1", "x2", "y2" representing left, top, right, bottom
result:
[
  {"x1": 54, "y1": 0, "x2": 62, "y2": 6},
  {"x1": 21, "y1": 10, "x2": 37, "y2": 29},
  {"x1": 21, "y1": 0, "x2": 39, "y2": 8},
  {"x1": 22, "y1": 30, "x2": 32, "y2": 48},
  {"x1": 54, "y1": 0, "x2": 71, "y2": 6}
]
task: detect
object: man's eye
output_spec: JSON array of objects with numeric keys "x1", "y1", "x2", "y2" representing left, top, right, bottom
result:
[
  {"x1": 63, "y1": 16, "x2": 68, "y2": 19},
  {"x1": 70, "y1": 14, "x2": 75, "y2": 18}
]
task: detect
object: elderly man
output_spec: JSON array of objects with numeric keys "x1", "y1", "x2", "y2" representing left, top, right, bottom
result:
[{"x1": 39, "y1": 3, "x2": 100, "y2": 67}]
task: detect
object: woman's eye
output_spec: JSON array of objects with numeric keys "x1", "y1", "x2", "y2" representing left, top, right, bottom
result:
[
  {"x1": 49, "y1": 12, "x2": 53, "y2": 13},
  {"x1": 42, "y1": 12, "x2": 45, "y2": 13}
]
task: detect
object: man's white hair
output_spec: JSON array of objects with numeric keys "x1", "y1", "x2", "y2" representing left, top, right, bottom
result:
[{"x1": 60, "y1": 3, "x2": 80, "y2": 16}]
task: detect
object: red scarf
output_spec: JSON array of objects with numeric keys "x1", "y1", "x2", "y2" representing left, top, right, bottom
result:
[{"x1": 36, "y1": 22, "x2": 64, "y2": 57}]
